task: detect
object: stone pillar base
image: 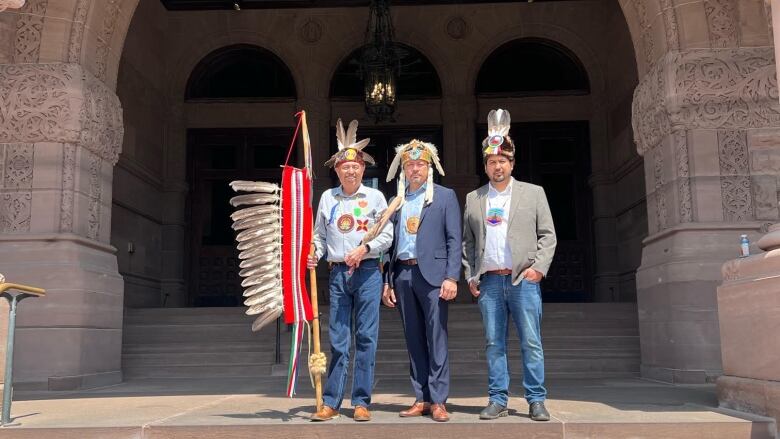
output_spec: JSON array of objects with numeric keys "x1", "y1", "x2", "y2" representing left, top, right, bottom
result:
[
  {"x1": 718, "y1": 375, "x2": 780, "y2": 429},
  {"x1": 0, "y1": 235, "x2": 124, "y2": 390}
]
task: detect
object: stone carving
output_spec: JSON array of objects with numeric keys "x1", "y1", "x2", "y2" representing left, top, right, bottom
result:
[
  {"x1": 68, "y1": 0, "x2": 90, "y2": 63},
  {"x1": 95, "y1": 0, "x2": 122, "y2": 81},
  {"x1": 633, "y1": 48, "x2": 780, "y2": 155},
  {"x1": 0, "y1": 192, "x2": 32, "y2": 232},
  {"x1": 653, "y1": 147, "x2": 667, "y2": 230},
  {"x1": 765, "y1": 1, "x2": 774, "y2": 43},
  {"x1": 718, "y1": 130, "x2": 753, "y2": 221},
  {"x1": 86, "y1": 152, "x2": 102, "y2": 240},
  {"x1": 59, "y1": 143, "x2": 75, "y2": 233},
  {"x1": 674, "y1": 131, "x2": 692, "y2": 223},
  {"x1": 13, "y1": 0, "x2": 47, "y2": 63},
  {"x1": 704, "y1": 0, "x2": 739, "y2": 48},
  {"x1": 0, "y1": 143, "x2": 33, "y2": 233},
  {"x1": 751, "y1": 175, "x2": 779, "y2": 220},
  {"x1": 634, "y1": 0, "x2": 655, "y2": 68},
  {"x1": 0, "y1": 63, "x2": 123, "y2": 164},
  {"x1": 80, "y1": 71, "x2": 123, "y2": 165},
  {"x1": 446, "y1": 16, "x2": 470, "y2": 40},
  {"x1": 0, "y1": 1, "x2": 26, "y2": 12},
  {"x1": 660, "y1": 0, "x2": 680, "y2": 50},
  {"x1": 299, "y1": 19, "x2": 322, "y2": 44}
]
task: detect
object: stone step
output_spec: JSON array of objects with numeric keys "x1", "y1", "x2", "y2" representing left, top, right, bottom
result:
[
  {"x1": 123, "y1": 326, "x2": 639, "y2": 344},
  {"x1": 122, "y1": 357, "x2": 641, "y2": 379},
  {"x1": 122, "y1": 347, "x2": 640, "y2": 367},
  {"x1": 123, "y1": 303, "x2": 638, "y2": 325},
  {"x1": 123, "y1": 335, "x2": 639, "y2": 354}
]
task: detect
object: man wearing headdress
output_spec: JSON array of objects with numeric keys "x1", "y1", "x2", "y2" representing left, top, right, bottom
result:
[
  {"x1": 381, "y1": 139, "x2": 461, "y2": 422},
  {"x1": 308, "y1": 119, "x2": 393, "y2": 422},
  {"x1": 462, "y1": 109, "x2": 557, "y2": 421}
]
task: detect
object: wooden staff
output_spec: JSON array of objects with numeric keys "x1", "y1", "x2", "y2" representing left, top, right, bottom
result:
[{"x1": 300, "y1": 111, "x2": 324, "y2": 412}]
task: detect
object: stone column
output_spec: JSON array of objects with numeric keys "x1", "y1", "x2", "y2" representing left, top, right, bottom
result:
[
  {"x1": 631, "y1": 47, "x2": 780, "y2": 383},
  {"x1": 0, "y1": 63, "x2": 125, "y2": 390},
  {"x1": 441, "y1": 94, "x2": 479, "y2": 302},
  {"x1": 716, "y1": 224, "x2": 780, "y2": 431},
  {"x1": 160, "y1": 102, "x2": 187, "y2": 307}
]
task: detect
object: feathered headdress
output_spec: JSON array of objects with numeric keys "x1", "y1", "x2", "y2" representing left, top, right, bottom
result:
[
  {"x1": 482, "y1": 109, "x2": 515, "y2": 159},
  {"x1": 386, "y1": 139, "x2": 445, "y2": 208},
  {"x1": 323, "y1": 119, "x2": 375, "y2": 167}
]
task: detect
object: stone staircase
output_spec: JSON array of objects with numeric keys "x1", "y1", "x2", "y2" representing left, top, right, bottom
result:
[{"x1": 122, "y1": 303, "x2": 641, "y2": 380}]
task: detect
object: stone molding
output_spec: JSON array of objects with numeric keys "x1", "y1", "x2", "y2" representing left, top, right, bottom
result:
[
  {"x1": 13, "y1": 0, "x2": 47, "y2": 63},
  {"x1": 0, "y1": 63, "x2": 124, "y2": 165},
  {"x1": 632, "y1": 47, "x2": 780, "y2": 156},
  {"x1": 0, "y1": 143, "x2": 34, "y2": 232}
]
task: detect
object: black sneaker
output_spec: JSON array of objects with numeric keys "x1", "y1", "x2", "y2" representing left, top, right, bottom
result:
[
  {"x1": 529, "y1": 401, "x2": 550, "y2": 421},
  {"x1": 479, "y1": 402, "x2": 508, "y2": 420}
]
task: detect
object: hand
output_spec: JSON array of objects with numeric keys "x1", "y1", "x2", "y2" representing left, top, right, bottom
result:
[
  {"x1": 468, "y1": 279, "x2": 480, "y2": 297},
  {"x1": 382, "y1": 284, "x2": 396, "y2": 308},
  {"x1": 344, "y1": 245, "x2": 368, "y2": 269},
  {"x1": 521, "y1": 268, "x2": 543, "y2": 283},
  {"x1": 307, "y1": 254, "x2": 318, "y2": 269},
  {"x1": 439, "y1": 279, "x2": 458, "y2": 301}
]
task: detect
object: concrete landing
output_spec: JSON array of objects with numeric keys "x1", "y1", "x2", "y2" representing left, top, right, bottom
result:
[{"x1": 1, "y1": 377, "x2": 775, "y2": 438}]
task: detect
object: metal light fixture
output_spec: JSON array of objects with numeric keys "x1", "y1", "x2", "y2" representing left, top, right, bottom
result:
[{"x1": 360, "y1": 0, "x2": 400, "y2": 122}]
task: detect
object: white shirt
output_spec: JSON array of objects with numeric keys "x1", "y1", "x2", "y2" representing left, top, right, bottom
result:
[{"x1": 482, "y1": 178, "x2": 514, "y2": 272}]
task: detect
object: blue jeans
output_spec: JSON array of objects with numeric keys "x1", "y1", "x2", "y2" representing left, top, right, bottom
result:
[
  {"x1": 478, "y1": 274, "x2": 546, "y2": 406},
  {"x1": 322, "y1": 259, "x2": 382, "y2": 409}
]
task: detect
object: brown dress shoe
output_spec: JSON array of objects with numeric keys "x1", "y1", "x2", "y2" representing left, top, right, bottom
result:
[
  {"x1": 353, "y1": 405, "x2": 371, "y2": 422},
  {"x1": 399, "y1": 401, "x2": 431, "y2": 417},
  {"x1": 310, "y1": 405, "x2": 339, "y2": 422},
  {"x1": 431, "y1": 403, "x2": 450, "y2": 422}
]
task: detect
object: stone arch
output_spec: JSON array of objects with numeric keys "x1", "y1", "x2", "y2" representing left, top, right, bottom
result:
[
  {"x1": 466, "y1": 22, "x2": 607, "y2": 99},
  {"x1": 185, "y1": 44, "x2": 297, "y2": 100},
  {"x1": 167, "y1": 31, "x2": 306, "y2": 107},
  {"x1": 328, "y1": 43, "x2": 443, "y2": 100}
]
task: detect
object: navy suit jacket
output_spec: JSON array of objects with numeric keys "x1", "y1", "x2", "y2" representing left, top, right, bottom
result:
[{"x1": 386, "y1": 184, "x2": 462, "y2": 288}]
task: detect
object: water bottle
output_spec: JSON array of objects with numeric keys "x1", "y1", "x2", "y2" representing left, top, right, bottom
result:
[{"x1": 740, "y1": 234, "x2": 750, "y2": 257}]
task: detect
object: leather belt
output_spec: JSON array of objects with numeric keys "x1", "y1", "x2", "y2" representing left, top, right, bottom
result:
[
  {"x1": 397, "y1": 259, "x2": 418, "y2": 266},
  {"x1": 329, "y1": 258, "x2": 378, "y2": 269},
  {"x1": 485, "y1": 269, "x2": 512, "y2": 276}
]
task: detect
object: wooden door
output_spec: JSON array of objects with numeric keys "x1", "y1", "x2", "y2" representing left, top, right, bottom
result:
[{"x1": 187, "y1": 128, "x2": 297, "y2": 306}]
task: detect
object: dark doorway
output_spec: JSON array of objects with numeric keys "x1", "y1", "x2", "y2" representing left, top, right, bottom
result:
[
  {"x1": 477, "y1": 121, "x2": 593, "y2": 302},
  {"x1": 329, "y1": 125, "x2": 443, "y2": 200},
  {"x1": 187, "y1": 127, "x2": 297, "y2": 306}
]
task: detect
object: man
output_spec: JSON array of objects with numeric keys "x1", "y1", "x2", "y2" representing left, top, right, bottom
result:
[
  {"x1": 462, "y1": 109, "x2": 557, "y2": 422},
  {"x1": 309, "y1": 119, "x2": 393, "y2": 422},
  {"x1": 382, "y1": 139, "x2": 461, "y2": 422}
]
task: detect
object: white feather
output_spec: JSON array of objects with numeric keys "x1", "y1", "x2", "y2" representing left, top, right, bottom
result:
[
  {"x1": 243, "y1": 279, "x2": 281, "y2": 297},
  {"x1": 232, "y1": 214, "x2": 280, "y2": 231},
  {"x1": 241, "y1": 272, "x2": 280, "y2": 288},
  {"x1": 229, "y1": 181, "x2": 280, "y2": 193},
  {"x1": 251, "y1": 308, "x2": 283, "y2": 332},
  {"x1": 239, "y1": 242, "x2": 280, "y2": 260},
  {"x1": 231, "y1": 205, "x2": 278, "y2": 222},
  {"x1": 229, "y1": 193, "x2": 280, "y2": 207},
  {"x1": 236, "y1": 234, "x2": 279, "y2": 251},
  {"x1": 236, "y1": 224, "x2": 281, "y2": 242}
]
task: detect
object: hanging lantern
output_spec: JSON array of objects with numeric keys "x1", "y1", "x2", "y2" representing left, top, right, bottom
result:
[{"x1": 360, "y1": 0, "x2": 400, "y2": 122}]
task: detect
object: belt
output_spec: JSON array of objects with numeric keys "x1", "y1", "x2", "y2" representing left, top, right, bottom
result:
[
  {"x1": 485, "y1": 269, "x2": 512, "y2": 276},
  {"x1": 329, "y1": 258, "x2": 378, "y2": 269},
  {"x1": 397, "y1": 259, "x2": 418, "y2": 266}
]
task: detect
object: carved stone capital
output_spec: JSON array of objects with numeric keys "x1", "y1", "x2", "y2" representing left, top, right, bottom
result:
[
  {"x1": 0, "y1": 63, "x2": 123, "y2": 164},
  {"x1": 633, "y1": 48, "x2": 780, "y2": 155}
]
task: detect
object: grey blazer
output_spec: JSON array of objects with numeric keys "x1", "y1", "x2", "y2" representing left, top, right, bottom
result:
[{"x1": 462, "y1": 179, "x2": 557, "y2": 286}]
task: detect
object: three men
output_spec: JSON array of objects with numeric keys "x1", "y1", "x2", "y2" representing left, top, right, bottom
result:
[
  {"x1": 462, "y1": 109, "x2": 557, "y2": 421},
  {"x1": 381, "y1": 140, "x2": 462, "y2": 422},
  {"x1": 309, "y1": 119, "x2": 393, "y2": 422}
]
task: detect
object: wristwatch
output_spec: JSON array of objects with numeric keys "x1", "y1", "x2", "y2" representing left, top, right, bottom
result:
[{"x1": 364, "y1": 243, "x2": 371, "y2": 253}]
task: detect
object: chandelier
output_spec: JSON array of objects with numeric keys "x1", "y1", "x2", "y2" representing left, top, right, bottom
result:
[{"x1": 360, "y1": 0, "x2": 400, "y2": 122}]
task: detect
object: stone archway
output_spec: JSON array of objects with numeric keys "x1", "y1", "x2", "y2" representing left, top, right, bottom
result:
[{"x1": 0, "y1": 0, "x2": 778, "y2": 389}]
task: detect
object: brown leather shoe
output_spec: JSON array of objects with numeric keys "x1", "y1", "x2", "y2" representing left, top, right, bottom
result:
[
  {"x1": 431, "y1": 403, "x2": 450, "y2": 422},
  {"x1": 399, "y1": 401, "x2": 431, "y2": 417},
  {"x1": 310, "y1": 405, "x2": 339, "y2": 422},
  {"x1": 353, "y1": 405, "x2": 371, "y2": 422}
]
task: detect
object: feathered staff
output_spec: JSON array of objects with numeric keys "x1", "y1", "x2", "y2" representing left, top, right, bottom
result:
[{"x1": 229, "y1": 111, "x2": 317, "y2": 400}]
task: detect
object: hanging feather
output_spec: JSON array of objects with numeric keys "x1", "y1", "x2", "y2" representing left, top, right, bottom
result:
[
  {"x1": 231, "y1": 205, "x2": 278, "y2": 221},
  {"x1": 237, "y1": 234, "x2": 278, "y2": 251},
  {"x1": 230, "y1": 193, "x2": 280, "y2": 207},
  {"x1": 230, "y1": 181, "x2": 281, "y2": 194}
]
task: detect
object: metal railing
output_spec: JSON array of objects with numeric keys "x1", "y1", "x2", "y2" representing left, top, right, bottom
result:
[{"x1": 0, "y1": 274, "x2": 45, "y2": 426}]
